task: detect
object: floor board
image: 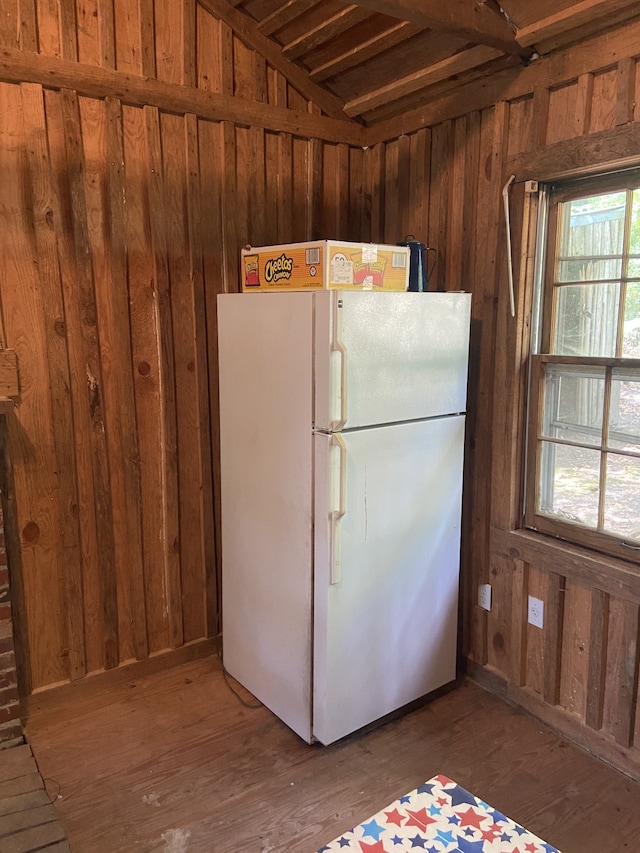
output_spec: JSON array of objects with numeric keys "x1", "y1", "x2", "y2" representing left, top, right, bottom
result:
[
  {"x1": 0, "y1": 742, "x2": 71, "y2": 852},
  {"x1": 23, "y1": 656, "x2": 640, "y2": 852}
]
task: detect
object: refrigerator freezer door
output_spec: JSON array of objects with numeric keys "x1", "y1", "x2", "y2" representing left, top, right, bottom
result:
[
  {"x1": 313, "y1": 415, "x2": 465, "y2": 745},
  {"x1": 218, "y1": 292, "x2": 314, "y2": 743},
  {"x1": 314, "y1": 291, "x2": 471, "y2": 431}
]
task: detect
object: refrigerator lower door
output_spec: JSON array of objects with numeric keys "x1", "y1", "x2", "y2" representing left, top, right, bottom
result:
[{"x1": 313, "y1": 415, "x2": 465, "y2": 745}]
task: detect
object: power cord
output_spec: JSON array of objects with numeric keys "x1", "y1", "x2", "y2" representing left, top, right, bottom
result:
[{"x1": 216, "y1": 647, "x2": 263, "y2": 710}]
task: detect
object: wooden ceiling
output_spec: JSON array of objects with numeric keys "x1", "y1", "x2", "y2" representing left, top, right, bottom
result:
[{"x1": 202, "y1": 0, "x2": 640, "y2": 126}]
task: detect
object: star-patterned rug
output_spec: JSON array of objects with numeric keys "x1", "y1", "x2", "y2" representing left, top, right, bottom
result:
[{"x1": 315, "y1": 774, "x2": 561, "y2": 852}]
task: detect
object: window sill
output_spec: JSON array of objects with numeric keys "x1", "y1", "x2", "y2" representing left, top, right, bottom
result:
[{"x1": 491, "y1": 526, "x2": 640, "y2": 604}]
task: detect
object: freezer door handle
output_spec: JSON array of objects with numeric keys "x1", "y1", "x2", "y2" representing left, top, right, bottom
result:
[
  {"x1": 330, "y1": 297, "x2": 348, "y2": 431},
  {"x1": 329, "y1": 434, "x2": 347, "y2": 585}
]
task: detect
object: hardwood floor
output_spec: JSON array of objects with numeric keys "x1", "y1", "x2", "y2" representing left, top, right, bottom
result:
[{"x1": 22, "y1": 654, "x2": 640, "y2": 852}]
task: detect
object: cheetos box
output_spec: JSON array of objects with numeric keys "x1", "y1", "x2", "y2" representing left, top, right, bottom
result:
[{"x1": 240, "y1": 241, "x2": 410, "y2": 292}]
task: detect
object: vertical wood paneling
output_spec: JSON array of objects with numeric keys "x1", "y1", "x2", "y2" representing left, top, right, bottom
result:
[
  {"x1": 506, "y1": 96, "x2": 533, "y2": 158},
  {"x1": 45, "y1": 88, "x2": 104, "y2": 676},
  {"x1": 21, "y1": 82, "x2": 86, "y2": 682},
  {"x1": 574, "y1": 73, "x2": 594, "y2": 136},
  {"x1": 198, "y1": 117, "x2": 224, "y2": 635},
  {"x1": 196, "y1": 3, "x2": 221, "y2": 91},
  {"x1": 186, "y1": 112, "x2": 214, "y2": 643},
  {"x1": 59, "y1": 0, "x2": 78, "y2": 60},
  {"x1": 382, "y1": 139, "x2": 399, "y2": 244},
  {"x1": 348, "y1": 147, "x2": 367, "y2": 242},
  {"x1": 525, "y1": 566, "x2": 547, "y2": 697},
  {"x1": 144, "y1": 105, "x2": 183, "y2": 650},
  {"x1": 602, "y1": 599, "x2": 639, "y2": 747},
  {"x1": 486, "y1": 554, "x2": 513, "y2": 675},
  {"x1": 138, "y1": 0, "x2": 156, "y2": 78},
  {"x1": 395, "y1": 135, "x2": 411, "y2": 243},
  {"x1": 634, "y1": 60, "x2": 640, "y2": 122},
  {"x1": 446, "y1": 117, "x2": 467, "y2": 292},
  {"x1": 154, "y1": 0, "x2": 183, "y2": 85},
  {"x1": 615, "y1": 58, "x2": 636, "y2": 126},
  {"x1": 76, "y1": 0, "x2": 101, "y2": 66},
  {"x1": 585, "y1": 588, "x2": 609, "y2": 731},
  {"x1": 64, "y1": 90, "x2": 119, "y2": 670},
  {"x1": 263, "y1": 131, "x2": 279, "y2": 245},
  {"x1": 0, "y1": 82, "x2": 66, "y2": 690},
  {"x1": 161, "y1": 111, "x2": 204, "y2": 644},
  {"x1": 546, "y1": 83, "x2": 578, "y2": 145},
  {"x1": 104, "y1": 96, "x2": 148, "y2": 661},
  {"x1": 407, "y1": 128, "x2": 430, "y2": 246},
  {"x1": 18, "y1": 0, "x2": 38, "y2": 51},
  {"x1": 427, "y1": 121, "x2": 452, "y2": 291},
  {"x1": 558, "y1": 581, "x2": 592, "y2": 719},
  {"x1": 220, "y1": 121, "x2": 239, "y2": 289},
  {"x1": 35, "y1": 0, "x2": 62, "y2": 57},
  {"x1": 250, "y1": 126, "x2": 267, "y2": 241},
  {"x1": 368, "y1": 143, "x2": 385, "y2": 243},
  {"x1": 590, "y1": 68, "x2": 617, "y2": 132},
  {"x1": 509, "y1": 558, "x2": 528, "y2": 686},
  {"x1": 122, "y1": 103, "x2": 168, "y2": 654},
  {"x1": 113, "y1": 0, "x2": 142, "y2": 74},
  {"x1": 465, "y1": 105, "x2": 507, "y2": 665}
]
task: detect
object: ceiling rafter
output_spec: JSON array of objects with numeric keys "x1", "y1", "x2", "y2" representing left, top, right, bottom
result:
[
  {"x1": 348, "y1": 0, "x2": 532, "y2": 56},
  {"x1": 197, "y1": 0, "x2": 352, "y2": 121},
  {"x1": 282, "y1": 6, "x2": 372, "y2": 60},
  {"x1": 515, "y1": 0, "x2": 639, "y2": 48},
  {"x1": 344, "y1": 44, "x2": 503, "y2": 116},
  {"x1": 309, "y1": 20, "x2": 422, "y2": 83}
]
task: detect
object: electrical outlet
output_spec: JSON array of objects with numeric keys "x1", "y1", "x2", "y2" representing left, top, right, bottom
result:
[
  {"x1": 528, "y1": 595, "x2": 544, "y2": 629},
  {"x1": 478, "y1": 583, "x2": 492, "y2": 611}
]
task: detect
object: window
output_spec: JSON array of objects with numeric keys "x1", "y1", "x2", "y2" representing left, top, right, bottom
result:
[{"x1": 525, "y1": 171, "x2": 640, "y2": 564}]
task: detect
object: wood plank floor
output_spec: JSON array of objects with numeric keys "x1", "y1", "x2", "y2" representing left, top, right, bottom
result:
[
  {"x1": 0, "y1": 742, "x2": 70, "y2": 852},
  {"x1": 22, "y1": 655, "x2": 640, "y2": 852}
]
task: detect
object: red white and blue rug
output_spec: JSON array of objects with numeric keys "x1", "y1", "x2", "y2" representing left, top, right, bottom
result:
[{"x1": 316, "y1": 774, "x2": 561, "y2": 852}]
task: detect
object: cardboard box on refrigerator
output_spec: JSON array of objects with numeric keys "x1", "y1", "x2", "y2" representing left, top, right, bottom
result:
[{"x1": 241, "y1": 240, "x2": 410, "y2": 292}]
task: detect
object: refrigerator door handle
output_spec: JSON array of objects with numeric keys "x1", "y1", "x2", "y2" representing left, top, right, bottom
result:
[
  {"x1": 329, "y1": 434, "x2": 347, "y2": 585},
  {"x1": 330, "y1": 297, "x2": 348, "y2": 431}
]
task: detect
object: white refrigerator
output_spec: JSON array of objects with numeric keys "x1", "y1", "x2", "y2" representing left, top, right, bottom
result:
[{"x1": 217, "y1": 289, "x2": 471, "y2": 745}]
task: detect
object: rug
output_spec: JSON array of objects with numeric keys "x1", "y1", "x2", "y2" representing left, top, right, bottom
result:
[{"x1": 316, "y1": 774, "x2": 561, "y2": 852}]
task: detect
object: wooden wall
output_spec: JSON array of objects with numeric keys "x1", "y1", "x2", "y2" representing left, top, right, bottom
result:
[
  {"x1": 2, "y1": 0, "x2": 640, "y2": 783},
  {"x1": 0, "y1": 0, "x2": 368, "y2": 695},
  {"x1": 371, "y1": 20, "x2": 640, "y2": 780}
]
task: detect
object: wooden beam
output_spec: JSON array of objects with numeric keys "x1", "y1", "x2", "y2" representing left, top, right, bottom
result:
[
  {"x1": 259, "y1": 0, "x2": 315, "y2": 36},
  {"x1": 366, "y1": 16, "x2": 640, "y2": 142},
  {"x1": 0, "y1": 46, "x2": 365, "y2": 145},
  {"x1": 344, "y1": 45, "x2": 502, "y2": 117},
  {"x1": 196, "y1": 0, "x2": 350, "y2": 120},
  {"x1": 506, "y1": 121, "x2": 640, "y2": 182},
  {"x1": 309, "y1": 20, "x2": 420, "y2": 82},
  {"x1": 282, "y1": 6, "x2": 371, "y2": 60},
  {"x1": 516, "y1": 0, "x2": 639, "y2": 48},
  {"x1": 350, "y1": 0, "x2": 530, "y2": 56}
]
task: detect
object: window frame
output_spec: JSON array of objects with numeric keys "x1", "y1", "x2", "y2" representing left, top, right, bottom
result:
[{"x1": 524, "y1": 169, "x2": 640, "y2": 566}]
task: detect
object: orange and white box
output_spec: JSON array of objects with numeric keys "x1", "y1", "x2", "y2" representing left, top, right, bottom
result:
[{"x1": 241, "y1": 240, "x2": 409, "y2": 292}]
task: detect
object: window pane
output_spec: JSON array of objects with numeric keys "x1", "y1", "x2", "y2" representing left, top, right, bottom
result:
[
  {"x1": 538, "y1": 441, "x2": 600, "y2": 528},
  {"x1": 623, "y1": 283, "x2": 640, "y2": 357},
  {"x1": 603, "y1": 454, "x2": 640, "y2": 541},
  {"x1": 561, "y1": 192, "x2": 625, "y2": 260},
  {"x1": 554, "y1": 283, "x2": 619, "y2": 356},
  {"x1": 558, "y1": 258, "x2": 622, "y2": 282},
  {"x1": 609, "y1": 371, "x2": 640, "y2": 452},
  {"x1": 542, "y1": 365, "x2": 604, "y2": 446}
]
